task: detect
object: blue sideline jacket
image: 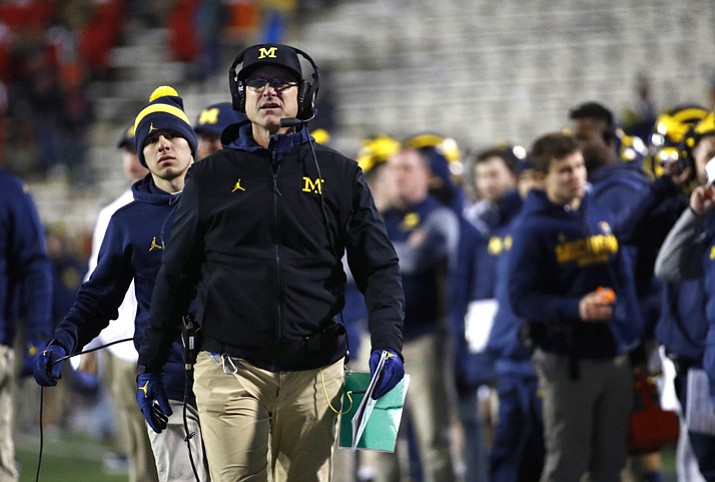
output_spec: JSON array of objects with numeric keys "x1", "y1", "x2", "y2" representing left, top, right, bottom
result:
[
  {"x1": 383, "y1": 195, "x2": 459, "y2": 341},
  {"x1": 52, "y1": 175, "x2": 188, "y2": 402},
  {"x1": 451, "y1": 190, "x2": 522, "y2": 391},
  {"x1": 508, "y1": 189, "x2": 642, "y2": 358},
  {"x1": 0, "y1": 169, "x2": 52, "y2": 347}
]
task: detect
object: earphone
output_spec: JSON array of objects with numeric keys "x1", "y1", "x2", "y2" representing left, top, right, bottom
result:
[{"x1": 228, "y1": 45, "x2": 320, "y2": 121}]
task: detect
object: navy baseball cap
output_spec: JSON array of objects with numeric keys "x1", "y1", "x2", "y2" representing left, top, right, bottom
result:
[
  {"x1": 194, "y1": 102, "x2": 247, "y2": 138},
  {"x1": 237, "y1": 44, "x2": 302, "y2": 81}
]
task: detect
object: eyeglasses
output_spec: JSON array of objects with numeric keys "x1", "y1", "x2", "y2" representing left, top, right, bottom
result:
[{"x1": 244, "y1": 77, "x2": 299, "y2": 93}]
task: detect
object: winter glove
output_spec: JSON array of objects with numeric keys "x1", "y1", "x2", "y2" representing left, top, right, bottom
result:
[
  {"x1": 136, "y1": 372, "x2": 172, "y2": 433},
  {"x1": 20, "y1": 339, "x2": 46, "y2": 378},
  {"x1": 33, "y1": 343, "x2": 66, "y2": 387},
  {"x1": 369, "y1": 349, "x2": 405, "y2": 400}
]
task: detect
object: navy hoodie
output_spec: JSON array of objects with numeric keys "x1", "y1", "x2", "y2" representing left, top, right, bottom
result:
[
  {"x1": 451, "y1": 190, "x2": 522, "y2": 391},
  {"x1": 655, "y1": 279, "x2": 708, "y2": 364},
  {"x1": 53, "y1": 175, "x2": 188, "y2": 402},
  {"x1": 589, "y1": 161, "x2": 667, "y2": 337},
  {"x1": 0, "y1": 169, "x2": 52, "y2": 346},
  {"x1": 508, "y1": 189, "x2": 641, "y2": 358},
  {"x1": 383, "y1": 195, "x2": 459, "y2": 340}
]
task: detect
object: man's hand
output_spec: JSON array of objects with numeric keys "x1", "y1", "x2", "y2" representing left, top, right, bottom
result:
[
  {"x1": 32, "y1": 344, "x2": 66, "y2": 386},
  {"x1": 690, "y1": 185, "x2": 715, "y2": 215},
  {"x1": 136, "y1": 373, "x2": 172, "y2": 433},
  {"x1": 369, "y1": 349, "x2": 405, "y2": 399},
  {"x1": 578, "y1": 288, "x2": 616, "y2": 322}
]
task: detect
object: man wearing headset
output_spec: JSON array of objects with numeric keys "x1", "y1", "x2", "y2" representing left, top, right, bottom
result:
[{"x1": 135, "y1": 44, "x2": 406, "y2": 481}]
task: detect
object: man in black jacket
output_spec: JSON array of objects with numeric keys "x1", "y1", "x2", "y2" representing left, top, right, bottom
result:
[{"x1": 136, "y1": 43, "x2": 405, "y2": 482}]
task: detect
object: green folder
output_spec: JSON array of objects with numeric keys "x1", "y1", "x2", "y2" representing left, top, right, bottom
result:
[{"x1": 338, "y1": 371, "x2": 410, "y2": 452}]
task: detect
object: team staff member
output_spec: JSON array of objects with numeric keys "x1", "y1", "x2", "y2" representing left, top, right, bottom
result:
[
  {"x1": 76, "y1": 123, "x2": 157, "y2": 482},
  {"x1": 33, "y1": 87, "x2": 209, "y2": 482},
  {"x1": 508, "y1": 132, "x2": 642, "y2": 481},
  {"x1": 136, "y1": 43, "x2": 405, "y2": 482},
  {"x1": 193, "y1": 101, "x2": 246, "y2": 160},
  {"x1": 654, "y1": 111, "x2": 715, "y2": 481},
  {"x1": 485, "y1": 159, "x2": 545, "y2": 482},
  {"x1": 0, "y1": 168, "x2": 53, "y2": 482}
]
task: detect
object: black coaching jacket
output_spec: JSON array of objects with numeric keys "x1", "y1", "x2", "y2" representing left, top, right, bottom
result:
[{"x1": 138, "y1": 123, "x2": 404, "y2": 372}]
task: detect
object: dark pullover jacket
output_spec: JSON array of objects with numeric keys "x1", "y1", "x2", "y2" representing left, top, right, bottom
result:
[{"x1": 138, "y1": 125, "x2": 404, "y2": 373}]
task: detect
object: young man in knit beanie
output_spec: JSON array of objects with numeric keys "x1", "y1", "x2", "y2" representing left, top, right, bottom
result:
[
  {"x1": 73, "y1": 123, "x2": 157, "y2": 482},
  {"x1": 33, "y1": 86, "x2": 209, "y2": 482},
  {"x1": 136, "y1": 43, "x2": 405, "y2": 482}
]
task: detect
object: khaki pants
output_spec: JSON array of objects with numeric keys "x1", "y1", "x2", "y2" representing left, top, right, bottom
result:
[
  {"x1": 193, "y1": 351, "x2": 344, "y2": 482},
  {"x1": 0, "y1": 346, "x2": 17, "y2": 482},
  {"x1": 146, "y1": 399, "x2": 210, "y2": 482}
]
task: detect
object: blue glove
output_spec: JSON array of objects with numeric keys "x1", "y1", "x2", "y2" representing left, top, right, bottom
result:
[
  {"x1": 136, "y1": 373, "x2": 172, "y2": 433},
  {"x1": 33, "y1": 344, "x2": 66, "y2": 387},
  {"x1": 369, "y1": 349, "x2": 405, "y2": 400},
  {"x1": 20, "y1": 339, "x2": 46, "y2": 378}
]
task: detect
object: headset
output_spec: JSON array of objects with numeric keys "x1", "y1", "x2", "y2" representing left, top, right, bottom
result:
[
  {"x1": 569, "y1": 101, "x2": 618, "y2": 143},
  {"x1": 228, "y1": 45, "x2": 320, "y2": 123}
]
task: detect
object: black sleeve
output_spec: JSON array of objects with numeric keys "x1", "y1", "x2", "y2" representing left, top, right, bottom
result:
[{"x1": 344, "y1": 167, "x2": 404, "y2": 355}]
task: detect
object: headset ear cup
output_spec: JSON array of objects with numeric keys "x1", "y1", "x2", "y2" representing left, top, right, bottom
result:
[
  {"x1": 228, "y1": 47, "x2": 248, "y2": 112},
  {"x1": 297, "y1": 80, "x2": 313, "y2": 120},
  {"x1": 228, "y1": 73, "x2": 245, "y2": 112},
  {"x1": 237, "y1": 82, "x2": 246, "y2": 113}
]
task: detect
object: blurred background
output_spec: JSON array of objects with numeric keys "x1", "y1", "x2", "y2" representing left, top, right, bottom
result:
[
  {"x1": 1, "y1": 0, "x2": 714, "y2": 246},
  {"x1": 1, "y1": 0, "x2": 713, "y2": 479}
]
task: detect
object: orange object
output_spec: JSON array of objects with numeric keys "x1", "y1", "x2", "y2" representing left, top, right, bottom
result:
[{"x1": 597, "y1": 286, "x2": 616, "y2": 304}]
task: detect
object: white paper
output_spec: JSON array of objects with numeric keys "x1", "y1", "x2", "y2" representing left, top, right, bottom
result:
[
  {"x1": 657, "y1": 346, "x2": 680, "y2": 412},
  {"x1": 464, "y1": 299, "x2": 498, "y2": 353},
  {"x1": 351, "y1": 350, "x2": 388, "y2": 450},
  {"x1": 686, "y1": 368, "x2": 715, "y2": 435},
  {"x1": 705, "y1": 156, "x2": 715, "y2": 187}
]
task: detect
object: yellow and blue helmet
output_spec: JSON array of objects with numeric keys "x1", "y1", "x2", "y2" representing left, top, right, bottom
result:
[
  {"x1": 356, "y1": 134, "x2": 400, "y2": 174},
  {"x1": 646, "y1": 105, "x2": 710, "y2": 178}
]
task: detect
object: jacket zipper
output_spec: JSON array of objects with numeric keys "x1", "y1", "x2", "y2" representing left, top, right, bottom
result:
[{"x1": 271, "y1": 150, "x2": 283, "y2": 340}]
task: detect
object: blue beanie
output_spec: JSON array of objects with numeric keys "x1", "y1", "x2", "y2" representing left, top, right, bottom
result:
[
  {"x1": 133, "y1": 86, "x2": 198, "y2": 167},
  {"x1": 194, "y1": 102, "x2": 247, "y2": 138}
]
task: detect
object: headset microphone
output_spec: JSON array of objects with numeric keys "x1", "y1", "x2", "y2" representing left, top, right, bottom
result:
[
  {"x1": 280, "y1": 112, "x2": 316, "y2": 128},
  {"x1": 280, "y1": 117, "x2": 304, "y2": 128}
]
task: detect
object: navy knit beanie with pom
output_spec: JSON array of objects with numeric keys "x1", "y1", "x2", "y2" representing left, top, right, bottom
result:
[{"x1": 133, "y1": 86, "x2": 198, "y2": 167}]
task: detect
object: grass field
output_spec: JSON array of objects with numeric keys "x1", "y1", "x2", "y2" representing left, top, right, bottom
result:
[
  {"x1": 16, "y1": 431, "x2": 127, "y2": 482},
  {"x1": 15, "y1": 430, "x2": 680, "y2": 482}
]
